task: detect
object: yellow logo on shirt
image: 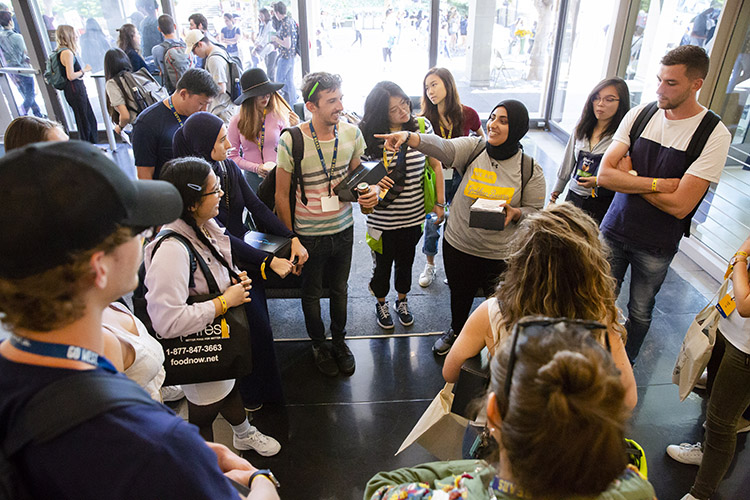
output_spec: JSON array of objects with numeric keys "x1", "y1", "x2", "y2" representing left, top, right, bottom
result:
[{"x1": 465, "y1": 167, "x2": 516, "y2": 200}]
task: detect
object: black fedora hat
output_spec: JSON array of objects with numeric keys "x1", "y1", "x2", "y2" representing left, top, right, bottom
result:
[{"x1": 234, "y1": 68, "x2": 284, "y2": 105}]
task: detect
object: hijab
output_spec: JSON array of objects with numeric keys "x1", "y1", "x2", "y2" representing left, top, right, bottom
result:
[
  {"x1": 172, "y1": 111, "x2": 224, "y2": 164},
  {"x1": 485, "y1": 99, "x2": 529, "y2": 161}
]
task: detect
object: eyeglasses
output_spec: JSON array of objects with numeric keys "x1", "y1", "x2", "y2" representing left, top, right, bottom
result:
[
  {"x1": 201, "y1": 187, "x2": 223, "y2": 197},
  {"x1": 591, "y1": 96, "x2": 620, "y2": 104},
  {"x1": 503, "y1": 317, "x2": 606, "y2": 400}
]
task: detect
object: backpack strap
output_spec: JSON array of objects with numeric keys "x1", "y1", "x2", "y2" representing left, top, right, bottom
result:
[
  {"x1": 150, "y1": 231, "x2": 198, "y2": 289},
  {"x1": 112, "y1": 72, "x2": 137, "y2": 115},
  {"x1": 206, "y1": 51, "x2": 233, "y2": 97},
  {"x1": 519, "y1": 150, "x2": 533, "y2": 206},
  {"x1": 4, "y1": 372, "x2": 157, "y2": 459},
  {"x1": 283, "y1": 126, "x2": 307, "y2": 206},
  {"x1": 628, "y1": 101, "x2": 659, "y2": 154}
]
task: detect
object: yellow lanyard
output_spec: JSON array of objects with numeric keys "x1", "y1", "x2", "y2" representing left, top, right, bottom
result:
[
  {"x1": 382, "y1": 148, "x2": 395, "y2": 170},
  {"x1": 439, "y1": 123, "x2": 452, "y2": 139}
]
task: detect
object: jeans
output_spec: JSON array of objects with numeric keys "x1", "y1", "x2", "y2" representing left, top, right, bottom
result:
[
  {"x1": 370, "y1": 225, "x2": 422, "y2": 298},
  {"x1": 13, "y1": 75, "x2": 42, "y2": 116},
  {"x1": 298, "y1": 226, "x2": 353, "y2": 344},
  {"x1": 443, "y1": 239, "x2": 507, "y2": 334},
  {"x1": 606, "y1": 236, "x2": 675, "y2": 362},
  {"x1": 275, "y1": 55, "x2": 296, "y2": 104},
  {"x1": 422, "y1": 174, "x2": 460, "y2": 257},
  {"x1": 692, "y1": 331, "x2": 750, "y2": 499}
]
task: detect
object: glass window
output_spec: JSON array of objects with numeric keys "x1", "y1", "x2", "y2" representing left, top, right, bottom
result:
[
  {"x1": 624, "y1": 0, "x2": 725, "y2": 108},
  {"x1": 305, "y1": 1, "x2": 431, "y2": 114},
  {"x1": 549, "y1": 0, "x2": 619, "y2": 133},
  {"x1": 437, "y1": 0, "x2": 561, "y2": 118}
]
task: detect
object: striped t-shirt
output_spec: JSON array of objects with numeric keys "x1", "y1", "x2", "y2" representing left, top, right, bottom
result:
[
  {"x1": 277, "y1": 122, "x2": 366, "y2": 236},
  {"x1": 366, "y1": 118, "x2": 433, "y2": 231}
]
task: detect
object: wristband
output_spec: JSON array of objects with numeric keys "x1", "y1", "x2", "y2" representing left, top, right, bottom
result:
[
  {"x1": 260, "y1": 257, "x2": 269, "y2": 280},
  {"x1": 405, "y1": 131, "x2": 412, "y2": 145},
  {"x1": 249, "y1": 469, "x2": 280, "y2": 490},
  {"x1": 651, "y1": 178, "x2": 658, "y2": 192},
  {"x1": 218, "y1": 295, "x2": 228, "y2": 315},
  {"x1": 435, "y1": 202, "x2": 446, "y2": 208},
  {"x1": 735, "y1": 251, "x2": 749, "y2": 258}
]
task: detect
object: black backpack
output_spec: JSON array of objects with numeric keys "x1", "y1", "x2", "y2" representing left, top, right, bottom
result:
[
  {"x1": 206, "y1": 48, "x2": 243, "y2": 101},
  {"x1": 628, "y1": 101, "x2": 721, "y2": 236},
  {"x1": 255, "y1": 127, "x2": 306, "y2": 232},
  {"x1": 0, "y1": 373, "x2": 156, "y2": 500}
]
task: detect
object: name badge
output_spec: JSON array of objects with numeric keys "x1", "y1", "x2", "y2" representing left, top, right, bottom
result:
[
  {"x1": 320, "y1": 195, "x2": 340, "y2": 212},
  {"x1": 716, "y1": 294, "x2": 736, "y2": 318}
]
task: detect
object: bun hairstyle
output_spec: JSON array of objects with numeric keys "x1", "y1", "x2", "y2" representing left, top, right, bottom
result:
[
  {"x1": 495, "y1": 203, "x2": 623, "y2": 346},
  {"x1": 491, "y1": 320, "x2": 629, "y2": 498}
]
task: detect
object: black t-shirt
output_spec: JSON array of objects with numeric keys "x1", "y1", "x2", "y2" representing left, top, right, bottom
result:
[{"x1": 132, "y1": 101, "x2": 187, "y2": 179}]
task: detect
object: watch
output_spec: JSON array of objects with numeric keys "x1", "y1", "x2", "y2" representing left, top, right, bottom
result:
[{"x1": 249, "y1": 469, "x2": 280, "y2": 490}]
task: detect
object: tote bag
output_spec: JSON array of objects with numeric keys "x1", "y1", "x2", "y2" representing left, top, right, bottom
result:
[{"x1": 672, "y1": 276, "x2": 730, "y2": 401}]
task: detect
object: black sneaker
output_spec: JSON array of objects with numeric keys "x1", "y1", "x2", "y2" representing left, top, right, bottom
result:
[
  {"x1": 376, "y1": 301, "x2": 394, "y2": 329},
  {"x1": 432, "y1": 328, "x2": 457, "y2": 355},
  {"x1": 332, "y1": 340, "x2": 356, "y2": 376},
  {"x1": 312, "y1": 343, "x2": 339, "y2": 377},
  {"x1": 393, "y1": 298, "x2": 414, "y2": 326}
]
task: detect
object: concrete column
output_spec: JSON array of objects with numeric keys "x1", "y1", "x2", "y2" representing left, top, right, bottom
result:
[{"x1": 466, "y1": 0, "x2": 496, "y2": 87}]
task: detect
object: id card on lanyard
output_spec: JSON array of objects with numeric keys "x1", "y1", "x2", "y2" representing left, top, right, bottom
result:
[
  {"x1": 9, "y1": 334, "x2": 118, "y2": 373},
  {"x1": 309, "y1": 121, "x2": 340, "y2": 212}
]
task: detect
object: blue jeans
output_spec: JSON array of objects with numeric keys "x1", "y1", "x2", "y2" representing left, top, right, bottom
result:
[
  {"x1": 298, "y1": 226, "x2": 353, "y2": 344},
  {"x1": 606, "y1": 236, "x2": 675, "y2": 362},
  {"x1": 422, "y1": 175, "x2": 460, "y2": 257},
  {"x1": 13, "y1": 75, "x2": 42, "y2": 116},
  {"x1": 275, "y1": 55, "x2": 296, "y2": 104}
]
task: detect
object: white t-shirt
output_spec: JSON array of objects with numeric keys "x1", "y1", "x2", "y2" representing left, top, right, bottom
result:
[
  {"x1": 205, "y1": 47, "x2": 237, "y2": 123},
  {"x1": 612, "y1": 104, "x2": 731, "y2": 183}
]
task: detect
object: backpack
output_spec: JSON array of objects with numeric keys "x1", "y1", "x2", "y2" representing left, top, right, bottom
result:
[
  {"x1": 255, "y1": 127, "x2": 306, "y2": 233},
  {"x1": 43, "y1": 48, "x2": 70, "y2": 90},
  {"x1": 206, "y1": 48, "x2": 243, "y2": 101},
  {"x1": 0, "y1": 372, "x2": 156, "y2": 500},
  {"x1": 159, "y1": 39, "x2": 192, "y2": 94},
  {"x1": 108, "y1": 68, "x2": 169, "y2": 124},
  {"x1": 627, "y1": 101, "x2": 721, "y2": 236}
]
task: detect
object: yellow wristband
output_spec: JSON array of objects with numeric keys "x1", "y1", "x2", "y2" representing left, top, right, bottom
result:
[
  {"x1": 735, "y1": 251, "x2": 749, "y2": 258},
  {"x1": 218, "y1": 295, "x2": 228, "y2": 315},
  {"x1": 260, "y1": 260, "x2": 268, "y2": 280},
  {"x1": 651, "y1": 178, "x2": 658, "y2": 192}
]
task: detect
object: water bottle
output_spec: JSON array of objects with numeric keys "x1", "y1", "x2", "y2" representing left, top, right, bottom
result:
[{"x1": 427, "y1": 212, "x2": 438, "y2": 224}]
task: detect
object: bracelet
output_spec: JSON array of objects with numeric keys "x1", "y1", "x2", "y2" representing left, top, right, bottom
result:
[
  {"x1": 405, "y1": 131, "x2": 412, "y2": 145},
  {"x1": 735, "y1": 251, "x2": 749, "y2": 258},
  {"x1": 651, "y1": 178, "x2": 658, "y2": 192},
  {"x1": 594, "y1": 176, "x2": 599, "y2": 188},
  {"x1": 260, "y1": 258, "x2": 269, "y2": 280},
  {"x1": 435, "y1": 202, "x2": 446, "y2": 208},
  {"x1": 217, "y1": 295, "x2": 228, "y2": 315}
]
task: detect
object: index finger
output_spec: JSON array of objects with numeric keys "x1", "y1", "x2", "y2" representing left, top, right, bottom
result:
[{"x1": 373, "y1": 133, "x2": 392, "y2": 139}]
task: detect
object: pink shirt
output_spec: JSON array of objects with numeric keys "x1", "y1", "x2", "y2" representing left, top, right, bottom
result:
[{"x1": 227, "y1": 111, "x2": 287, "y2": 174}]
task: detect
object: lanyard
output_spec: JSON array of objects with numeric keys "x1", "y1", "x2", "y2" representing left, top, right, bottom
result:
[
  {"x1": 382, "y1": 148, "x2": 396, "y2": 170},
  {"x1": 258, "y1": 108, "x2": 267, "y2": 162},
  {"x1": 168, "y1": 97, "x2": 184, "y2": 127},
  {"x1": 439, "y1": 123, "x2": 452, "y2": 139},
  {"x1": 9, "y1": 334, "x2": 118, "y2": 373},
  {"x1": 308, "y1": 121, "x2": 338, "y2": 195}
]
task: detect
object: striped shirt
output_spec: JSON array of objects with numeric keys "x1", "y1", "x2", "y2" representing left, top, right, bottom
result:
[
  {"x1": 277, "y1": 122, "x2": 366, "y2": 236},
  {"x1": 366, "y1": 118, "x2": 433, "y2": 231}
]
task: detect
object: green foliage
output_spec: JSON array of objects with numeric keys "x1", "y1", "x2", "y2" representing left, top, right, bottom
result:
[{"x1": 50, "y1": 0, "x2": 103, "y2": 19}]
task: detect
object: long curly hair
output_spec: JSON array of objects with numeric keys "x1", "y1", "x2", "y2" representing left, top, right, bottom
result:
[{"x1": 495, "y1": 203, "x2": 623, "y2": 345}]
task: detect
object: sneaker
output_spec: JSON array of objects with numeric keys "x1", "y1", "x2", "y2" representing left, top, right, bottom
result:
[
  {"x1": 376, "y1": 301, "x2": 394, "y2": 329},
  {"x1": 419, "y1": 264, "x2": 436, "y2": 287},
  {"x1": 432, "y1": 328, "x2": 457, "y2": 356},
  {"x1": 666, "y1": 442, "x2": 703, "y2": 465},
  {"x1": 312, "y1": 343, "x2": 339, "y2": 377},
  {"x1": 233, "y1": 426, "x2": 281, "y2": 456},
  {"x1": 394, "y1": 299, "x2": 414, "y2": 326},
  {"x1": 694, "y1": 369, "x2": 708, "y2": 390},
  {"x1": 332, "y1": 340, "x2": 356, "y2": 376},
  {"x1": 160, "y1": 385, "x2": 184, "y2": 402},
  {"x1": 679, "y1": 494, "x2": 700, "y2": 500}
]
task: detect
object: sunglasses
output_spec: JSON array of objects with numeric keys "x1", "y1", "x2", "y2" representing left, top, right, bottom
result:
[{"x1": 503, "y1": 316, "x2": 607, "y2": 400}]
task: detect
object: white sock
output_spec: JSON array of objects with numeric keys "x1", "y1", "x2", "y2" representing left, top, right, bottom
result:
[{"x1": 231, "y1": 419, "x2": 253, "y2": 438}]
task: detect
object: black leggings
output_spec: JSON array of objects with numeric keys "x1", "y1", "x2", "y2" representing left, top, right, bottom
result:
[
  {"x1": 369, "y1": 225, "x2": 423, "y2": 299},
  {"x1": 443, "y1": 239, "x2": 507, "y2": 334},
  {"x1": 187, "y1": 385, "x2": 247, "y2": 442}
]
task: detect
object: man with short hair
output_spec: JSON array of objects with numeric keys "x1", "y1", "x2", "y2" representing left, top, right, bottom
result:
[
  {"x1": 0, "y1": 141, "x2": 280, "y2": 500},
  {"x1": 271, "y1": 2, "x2": 297, "y2": 104},
  {"x1": 135, "y1": 0, "x2": 162, "y2": 57},
  {"x1": 598, "y1": 45, "x2": 731, "y2": 363},
  {"x1": 132, "y1": 68, "x2": 219, "y2": 180},
  {"x1": 275, "y1": 72, "x2": 378, "y2": 377},
  {"x1": 152, "y1": 14, "x2": 190, "y2": 93},
  {"x1": 185, "y1": 28, "x2": 238, "y2": 124},
  {"x1": 189, "y1": 12, "x2": 209, "y2": 33}
]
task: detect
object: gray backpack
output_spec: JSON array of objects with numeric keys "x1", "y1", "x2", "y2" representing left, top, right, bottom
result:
[{"x1": 159, "y1": 39, "x2": 192, "y2": 93}]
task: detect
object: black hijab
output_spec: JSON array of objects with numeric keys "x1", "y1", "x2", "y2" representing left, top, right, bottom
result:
[{"x1": 485, "y1": 99, "x2": 529, "y2": 161}]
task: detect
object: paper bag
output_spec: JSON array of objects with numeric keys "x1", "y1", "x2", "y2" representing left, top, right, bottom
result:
[
  {"x1": 396, "y1": 383, "x2": 469, "y2": 460},
  {"x1": 672, "y1": 276, "x2": 730, "y2": 401}
]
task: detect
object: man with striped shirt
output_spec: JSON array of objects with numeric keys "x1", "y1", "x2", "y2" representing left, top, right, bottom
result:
[{"x1": 276, "y1": 72, "x2": 378, "y2": 377}]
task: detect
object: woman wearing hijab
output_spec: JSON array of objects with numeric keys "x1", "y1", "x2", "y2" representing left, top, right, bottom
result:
[
  {"x1": 376, "y1": 100, "x2": 546, "y2": 355},
  {"x1": 173, "y1": 111, "x2": 308, "y2": 408}
]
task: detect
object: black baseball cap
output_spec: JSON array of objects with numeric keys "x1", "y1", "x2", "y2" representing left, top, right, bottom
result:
[{"x1": 0, "y1": 140, "x2": 182, "y2": 279}]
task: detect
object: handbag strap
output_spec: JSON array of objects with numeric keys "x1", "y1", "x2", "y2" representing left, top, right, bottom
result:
[{"x1": 151, "y1": 231, "x2": 222, "y2": 294}]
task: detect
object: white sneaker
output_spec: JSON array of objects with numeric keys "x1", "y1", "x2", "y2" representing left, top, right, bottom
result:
[
  {"x1": 679, "y1": 494, "x2": 700, "y2": 500},
  {"x1": 233, "y1": 426, "x2": 281, "y2": 456},
  {"x1": 667, "y1": 442, "x2": 703, "y2": 465},
  {"x1": 160, "y1": 385, "x2": 184, "y2": 402},
  {"x1": 419, "y1": 264, "x2": 436, "y2": 287}
]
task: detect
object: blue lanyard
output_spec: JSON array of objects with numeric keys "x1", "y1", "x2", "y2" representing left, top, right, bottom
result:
[
  {"x1": 308, "y1": 121, "x2": 338, "y2": 195},
  {"x1": 9, "y1": 335, "x2": 118, "y2": 373},
  {"x1": 168, "y1": 97, "x2": 184, "y2": 127}
]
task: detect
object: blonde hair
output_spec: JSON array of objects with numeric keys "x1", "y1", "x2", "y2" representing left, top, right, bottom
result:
[
  {"x1": 495, "y1": 203, "x2": 624, "y2": 345},
  {"x1": 237, "y1": 93, "x2": 287, "y2": 146},
  {"x1": 55, "y1": 25, "x2": 79, "y2": 52},
  {"x1": 0, "y1": 227, "x2": 132, "y2": 332}
]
